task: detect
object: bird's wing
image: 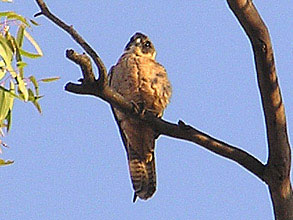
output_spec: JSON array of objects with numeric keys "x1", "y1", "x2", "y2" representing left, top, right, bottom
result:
[{"x1": 109, "y1": 62, "x2": 157, "y2": 201}]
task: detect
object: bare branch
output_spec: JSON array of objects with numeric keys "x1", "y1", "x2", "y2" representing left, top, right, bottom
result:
[
  {"x1": 34, "y1": 0, "x2": 107, "y2": 87},
  {"x1": 65, "y1": 48, "x2": 267, "y2": 182},
  {"x1": 151, "y1": 119, "x2": 266, "y2": 181},
  {"x1": 227, "y1": 0, "x2": 293, "y2": 219},
  {"x1": 34, "y1": 0, "x2": 267, "y2": 188},
  {"x1": 227, "y1": 0, "x2": 291, "y2": 180},
  {"x1": 66, "y1": 49, "x2": 95, "y2": 83},
  {"x1": 34, "y1": 0, "x2": 293, "y2": 218}
]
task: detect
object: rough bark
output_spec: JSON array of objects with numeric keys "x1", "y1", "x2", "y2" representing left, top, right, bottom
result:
[{"x1": 35, "y1": 0, "x2": 292, "y2": 219}]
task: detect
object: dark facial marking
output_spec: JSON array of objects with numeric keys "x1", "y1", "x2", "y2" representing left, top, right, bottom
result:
[
  {"x1": 141, "y1": 40, "x2": 154, "y2": 55},
  {"x1": 124, "y1": 32, "x2": 155, "y2": 56},
  {"x1": 125, "y1": 32, "x2": 148, "y2": 51}
]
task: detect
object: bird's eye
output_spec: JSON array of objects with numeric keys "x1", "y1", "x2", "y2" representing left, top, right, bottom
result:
[{"x1": 144, "y1": 41, "x2": 151, "y2": 48}]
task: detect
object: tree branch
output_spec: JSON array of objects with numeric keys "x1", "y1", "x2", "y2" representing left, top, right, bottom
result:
[
  {"x1": 34, "y1": 0, "x2": 107, "y2": 87},
  {"x1": 227, "y1": 1, "x2": 293, "y2": 219},
  {"x1": 34, "y1": 0, "x2": 266, "y2": 183},
  {"x1": 227, "y1": 0, "x2": 291, "y2": 183},
  {"x1": 36, "y1": 0, "x2": 265, "y2": 184},
  {"x1": 35, "y1": 0, "x2": 293, "y2": 218}
]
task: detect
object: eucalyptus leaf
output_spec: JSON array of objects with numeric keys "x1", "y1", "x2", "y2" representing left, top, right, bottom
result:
[
  {"x1": 0, "y1": 85, "x2": 19, "y2": 99},
  {"x1": 7, "y1": 34, "x2": 22, "y2": 62},
  {"x1": 5, "y1": 109, "x2": 12, "y2": 131},
  {"x1": 29, "y1": 19, "x2": 39, "y2": 26},
  {"x1": 16, "y1": 75, "x2": 28, "y2": 102},
  {"x1": 0, "y1": 67, "x2": 6, "y2": 80},
  {"x1": 17, "y1": 61, "x2": 27, "y2": 79},
  {"x1": 0, "y1": 159, "x2": 14, "y2": 166},
  {"x1": 0, "y1": 87, "x2": 8, "y2": 120},
  {"x1": 5, "y1": 33, "x2": 16, "y2": 54},
  {"x1": 9, "y1": 79, "x2": 15, "y2": 109},
  {"x1": 23, "y1": 29, "x2": 43, "y2": 56},
  {"x1": 32, "y1": 99, "x2": 42, "y2": 113},
  {"x1": 19, "y1": 49, "x2": 42, "y2": 59},
  {"x1": 16, "y1": 61, "x2": 27, "y2": 68},
  {"x1": 40, "y1": 77, "x2": 60, "y2": 82},
  {"x1": 0, "y1": 82, "x2": 14, "y2": 132},
  {"x1": 28, "y1": 88, "x2": 35, "y2": 102},
  {"x1": 16, "y1": 24, "x2": 25, "y2": 48},
  {"x1": 29, "y1": 75, "x2": 39, "y2": 96},
  {"x1": 0, "y1": 86, "x2": 13, "y2": 131},
  {"x1": 0, "y1": 35, "x2": 12, "y2": 65},
  {"x1": 0, "y1": 11, "x2": 30, "y2": 26},
  {"x1": 0, "y1": 35, "x2": 15, "y2": 77}
]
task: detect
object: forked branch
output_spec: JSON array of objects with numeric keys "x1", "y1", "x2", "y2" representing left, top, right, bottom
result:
[
  {"x1": 34, "y1": 0, "x2": 266, "y2": 182},
  {"x1": 35, "y1": 0, "x2": 107, "y2": 86},
  {"x1": 34, "y1": 0, "x2": 293, "y2": 219}
]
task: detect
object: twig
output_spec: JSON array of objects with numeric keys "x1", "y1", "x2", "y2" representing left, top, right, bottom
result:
[
  {"x1": 34, "y1": 0, "x2": 267, "y2": 190},
  {"x1": 34, "y1": 0, "x2": 107, "y2": 87}
]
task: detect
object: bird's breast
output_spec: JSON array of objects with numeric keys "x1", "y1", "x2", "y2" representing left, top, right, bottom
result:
[{"x1": 112, "y1": 53, "x2": 172, "y2": 115}]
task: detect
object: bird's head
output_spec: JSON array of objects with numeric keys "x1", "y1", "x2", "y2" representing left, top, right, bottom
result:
[{"x1": 124, "y1": 32, "x2": 156, "y2": 59}]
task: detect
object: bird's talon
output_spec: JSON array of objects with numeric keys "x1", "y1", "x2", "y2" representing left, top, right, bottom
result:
[
  {"x1": 146, "y1": 153, "x2": 153, "y2": 163},
  {"x1": 131, "y1": 101, "x2": 140, "y2": 114},
  {"x1": 131, "y1": 101, "x2": 146, "y2": 115}
]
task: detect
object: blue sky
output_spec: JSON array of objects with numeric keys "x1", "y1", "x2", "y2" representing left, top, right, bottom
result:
[{"x1": 1, "y1": 1, "x2": 292, "y2": 219}]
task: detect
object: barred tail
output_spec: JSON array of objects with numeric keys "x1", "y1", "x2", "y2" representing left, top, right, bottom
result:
[{"x1": 129, "y1": 148, "x2": 156, "y2": 202}]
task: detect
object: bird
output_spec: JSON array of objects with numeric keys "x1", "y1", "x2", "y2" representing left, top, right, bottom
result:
[{"x1": 108, "y1": 32, "x2": 172, "y2": 202}]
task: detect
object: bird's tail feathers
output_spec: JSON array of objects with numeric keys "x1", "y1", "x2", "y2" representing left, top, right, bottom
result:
[{"x1": 129, "y1": 148, "x2": 156, "y2": 202}]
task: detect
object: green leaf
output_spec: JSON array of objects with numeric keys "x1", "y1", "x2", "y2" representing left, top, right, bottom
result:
[
  {"x1": 32, "y1": 99, "x2": 42, "y2": 113},
  {"x1": 0, "y1": 81, "x2": 15, "y2": 131},
  {"x1": 6, "y1": 34, "x2": 22, "y2": 62},
  {"x1": 0, "y1": 68, "x2": 5, "y2": 80},
  {"x1": 29, "y1": 19, "x2": 39, "y2": 26},
  {"x1": 0, "y1": 87, "x2": 9, "y2": 121},
  {"x1": 19, "y1": 49, "x2": 42, "y2": 59},
  {"x1": 29, "y1": 75, "x2": 39, "y2": 96},
  {"x1": 9, "y1": 79, "x2": 15, "y2": 109},
  {"x1": 16, "y1": 75, "x2": 28, "y2": 102},
  {"x1": 0, "y1": 60, "x2": 5, "y2": 68},
  {"x1": 23, "y1": 29, "x2": 43, "y2": 56},
  {"x1": 0, "y1": 159, "x2": 14, "y2": 166},
  {"x1": 40, "y1": 77, "x2": 60, "y2": 82},
  {"x1": 0, "y1": 35, "x2": 13, "y2": 65},
  {"x1": 16, "y1": 24, "x2": 25, "y2": 48},
  {"x1": 5, "y1": 109, "x2": 12, "y2": 131},
  {"x1": 5, "y1": 33, "x2": 16, "y2": 54},
  {"x1": 28, "y1": 88, "x2": 35, "y2": 102},
  {"x1": 0, "y1": 35, "x2": 16, "y2": 78},
  {"x1": 18, "y1": 63, "x2": 24, "y2": 78},
  {"x1": 0, "y1": 60, "x2": 6, "y2": 80},
  {"x1": 0, "y1": 85, "x2": 19, "y2": 99},
  {"x1": 0, "y1": 11, "x2": 29, "y2": 26},
  {"x1": 17, "y1": 61, "x2": 27, "y2": 79},
  {"x1": 16, "y1": 61, "x2": 27, "y2": 68}
]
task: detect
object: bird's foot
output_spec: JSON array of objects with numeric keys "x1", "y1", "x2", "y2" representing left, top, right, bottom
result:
[
  {"x1": 131, "y1": 101, "x2": 145, "y2": 115},
  {"x1": 146, "y1": 153, "x2": 153, "y2": 163}
]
